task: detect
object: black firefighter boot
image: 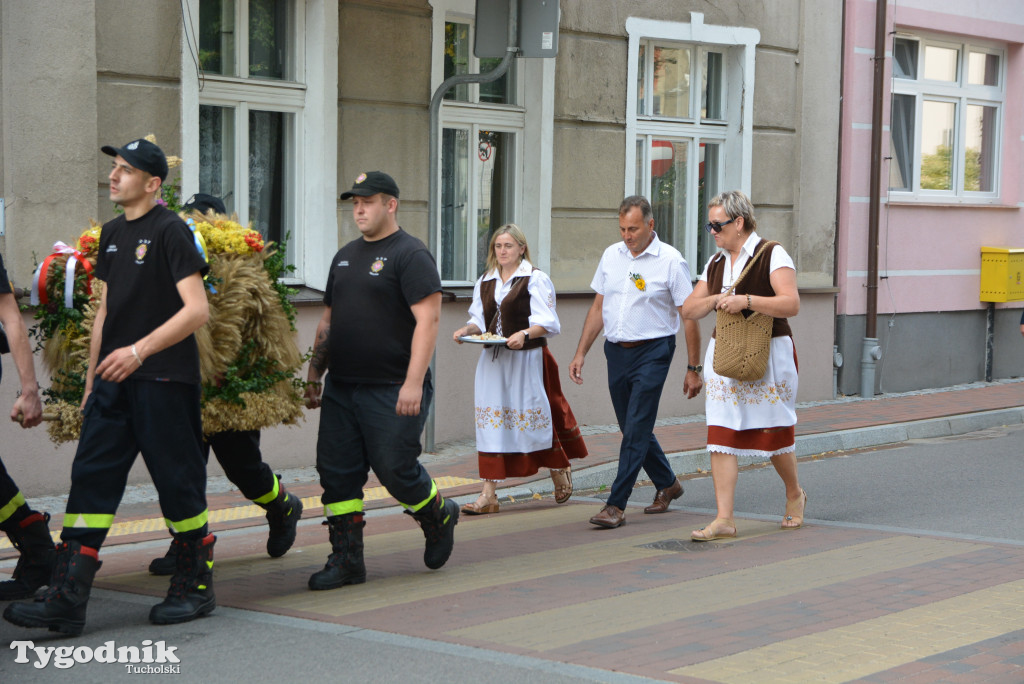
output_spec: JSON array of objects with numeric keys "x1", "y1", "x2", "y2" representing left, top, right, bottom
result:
[
  {"x1": 264, "y1": 479, "x2": 303, "y2": 558},
  {"x1": 406, "y1": 492, "x2": 459, "y2": 570},
  {"x1": 308, "y1": 513, "x2": 366, "y2": 590},
  {"x1": 0, "y1": 511, "x2": 57, "y2": 600},
  {"x1": 147, "y1": 540, "x2": 176, "y2": 576},
  {"x1": 2, "y1": 540, "x2": 102, "y2": 636},
  {"x1": 149, "y1": 533, "x2": 216, "y2": 625}
]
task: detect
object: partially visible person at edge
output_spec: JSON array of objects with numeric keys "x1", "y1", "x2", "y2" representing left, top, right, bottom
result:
[
  {"x1": 0, "y1": 252, "x2": 52, "y2": 601},
  {"x1": 452, "y1": 224, "x2": 588, "y2": 514},
  {"x1": 145, "y1": 193, "x2": 302, "y2": 577},
  {"x1": 681, "y1": 189, "x2": 805, "y2": 541},
  {"x1": 1019, "y1": 309, "x2": 1023, "y2": 338},
  {"x1": 569, "y1": 195, "x2": 703, "y2": 529},
  {"x1": 304, "y1": 171, "x2": 458, "y2": 591},
  {"x1": 4, "y1": 139, "x2": 213, "y2": 636}
]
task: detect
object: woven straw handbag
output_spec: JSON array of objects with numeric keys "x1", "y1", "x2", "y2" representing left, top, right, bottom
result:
[{"x1": 712, "y1": 241, "x2": 776, "y2": 382}]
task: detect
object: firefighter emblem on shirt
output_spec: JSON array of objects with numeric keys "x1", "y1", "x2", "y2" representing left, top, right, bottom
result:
[
  {"x1": 135, "y1": 240, "x2": 151, "y2": 264},
  {"x1": 369, "y1": 258, "x2": 386, "y2": 276}
]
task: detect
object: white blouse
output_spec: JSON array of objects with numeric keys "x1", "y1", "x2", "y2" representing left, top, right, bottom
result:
[{"x1": 467, "y1": 259, "x2": 560, "y2": 337}]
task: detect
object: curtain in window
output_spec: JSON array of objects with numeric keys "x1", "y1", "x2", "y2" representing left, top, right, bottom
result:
[
  {"x1": 249, "y1": 110, "x2": 284, "y2": 244},
  {"x1": 889, "y1": 94, "x2": 914, "y2": 191}
]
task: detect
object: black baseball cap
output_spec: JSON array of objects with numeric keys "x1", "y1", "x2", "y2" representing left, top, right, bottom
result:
[
  {"x1": 101, "y1": 138, "x2": 169, "y2": 181},
  {"x1": 340, "y1": 171, "x2": 400, "y2": 200},
  {"x1": 183, "y1": 193, "x2": 226, "y2": 214}
]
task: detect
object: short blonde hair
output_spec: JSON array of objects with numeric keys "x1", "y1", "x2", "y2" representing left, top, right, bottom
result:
[
  {"x1": 484, "y1": 224, "x2": 532, "y2": 275},
  {"x1": 709, "y1": 190, "x2": 757, "y2": 233}
]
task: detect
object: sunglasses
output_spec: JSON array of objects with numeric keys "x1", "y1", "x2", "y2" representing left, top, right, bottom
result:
[{"x1": 704, "y1": 218, "x2": 736, "y2": 233}]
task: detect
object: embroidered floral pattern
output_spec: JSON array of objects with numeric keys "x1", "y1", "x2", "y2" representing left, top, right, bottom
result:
[
  {"x1": 705, "y1": 377, "x2": 794, "y2": 406},
  {"x1": 475, "y1": 405, "x2": 551, "y2": 432}
]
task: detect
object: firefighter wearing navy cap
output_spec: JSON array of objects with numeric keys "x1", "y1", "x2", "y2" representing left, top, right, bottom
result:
[
  {"x1": 4, "y1": 138, "x2": 214, "y2": 635},
  {"x1": 305, "y1": 171, "x2": 458, "y2": 591},
  {"x1": 145, "y1": 192, "x2": 303, "y2": 575}
]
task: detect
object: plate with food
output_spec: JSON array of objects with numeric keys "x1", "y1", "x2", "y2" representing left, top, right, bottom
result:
[{"x1": 458, "y1": 333, "x2": 508, "y2": 345}]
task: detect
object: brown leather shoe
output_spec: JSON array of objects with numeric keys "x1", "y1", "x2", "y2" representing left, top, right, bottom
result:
[
  {"x1": 589, "y1": 505, "x2": 625, "y2": 529},
  {"x1": 643, "y1": 478, "x2": 683, "y2": 514}
]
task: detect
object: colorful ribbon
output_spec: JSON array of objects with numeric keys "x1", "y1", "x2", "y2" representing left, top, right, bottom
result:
[
  {"x1": 30, "y1": 241, "x2": 94, "y2": 309},
  {"x1": 186, "y1": 219, "x2": 216, "y2": 294}
]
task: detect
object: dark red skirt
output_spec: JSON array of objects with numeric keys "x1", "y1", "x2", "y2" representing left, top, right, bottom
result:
[{"x1": 477, "y1": 347, "x2": 588, "y2": 480}]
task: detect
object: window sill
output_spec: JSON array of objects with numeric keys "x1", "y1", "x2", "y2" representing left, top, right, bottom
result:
[{"x1": 886, "y1": 200, "x2": 1018, "y2": 210}]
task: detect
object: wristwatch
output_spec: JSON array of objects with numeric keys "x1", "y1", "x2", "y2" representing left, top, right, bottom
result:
[
  {"x1": 687, "y1": 364, "x2": 703, "y2": 373},
  {"x1": 522, "y1": 330, "x2": 530, "y2": 340}
]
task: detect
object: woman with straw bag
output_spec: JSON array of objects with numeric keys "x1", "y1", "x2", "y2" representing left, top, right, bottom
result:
[{"x1": 681, "y1": 190, "x2": 806, "y2": 540}]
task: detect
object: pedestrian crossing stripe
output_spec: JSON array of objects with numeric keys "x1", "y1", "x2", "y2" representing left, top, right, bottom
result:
[{"x1": 0, "y1": 476, "x2": 479, "y2": 551}]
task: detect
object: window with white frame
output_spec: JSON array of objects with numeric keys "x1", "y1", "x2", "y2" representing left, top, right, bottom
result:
[
  {"x1": 437, "y1": 16, "x2": 524, "y2": 284},
  {"x1": 889, "y1": 34, "x2": 1004, "y2": 198},
  {"x1": 198, "y1": 0, "x2": 302, "y2": 259},
  {"x1": 626, "y1": 15, "x2": 759, "y2": 272}
]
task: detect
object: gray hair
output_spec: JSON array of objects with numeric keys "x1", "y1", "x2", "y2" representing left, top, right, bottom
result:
[
  {"x1": 618, "y1": 195, "x2": 653, "y2": 224},
  {"x1": 709, "y1": 190, "x2": 757, "y2": 233}
]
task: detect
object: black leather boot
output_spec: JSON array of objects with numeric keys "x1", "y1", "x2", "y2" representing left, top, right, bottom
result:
[
  {"x1": 406, "y1": 492, "x2": 459, "y2": 570},
  {"x1": 147, "y1": 540, "x2": 176, "y2": 576},
  {"x1": 0, "y1": 511, "x2": 57, "y2": 600},
  {"x1": 308, "y1": 513, "x2": 366, "y2": 591},
  {"x1": 148, "y1": 533, "x2": 216, "y2": 625},
  {"x1": 264, "y1": 479, "x2": 303, "y2": 558},
  {"x1": 3, "y1": 540, "x2": 101, "y2": 636}
]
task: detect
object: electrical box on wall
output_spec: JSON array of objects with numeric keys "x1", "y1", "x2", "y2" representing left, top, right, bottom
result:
[
  {"x1": 475, "y1": 0, "x2": 559, "y2": 59},
  {"x1": 980, "y1": 247, "x2": 1024, "y2": 302}
]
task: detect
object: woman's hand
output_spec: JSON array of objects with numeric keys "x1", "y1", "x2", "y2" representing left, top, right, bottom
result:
[
  {"x1": 716, "y1": 294, "x2": 748, "y2": 314},
  {"x1": 506, "y1": 330, "x2": 528, "y2": 350},
  {"x1": 453, "y1": 324, "x2": 480, "y2": 343}
]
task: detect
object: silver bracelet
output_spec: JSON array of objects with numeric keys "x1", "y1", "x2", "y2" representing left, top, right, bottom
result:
[{"x1": 130, "y1": 344, "x2": 143, "y2": 367}]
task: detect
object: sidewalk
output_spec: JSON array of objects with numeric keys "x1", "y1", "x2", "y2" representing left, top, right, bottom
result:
[{"x1": 3, "y1": 380, "x2": 1024, "y2": 682}]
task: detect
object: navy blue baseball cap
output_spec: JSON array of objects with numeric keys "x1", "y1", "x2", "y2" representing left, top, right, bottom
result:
[
  {"x1": 183, "y1": 193, "x2": 226, "y2": 214},
  {"x1": 340, "y1": 171, "x2": 400, "y2": 200},
  {"x1": 101, "y1": 138, "x2": 169, "y2": 181}
]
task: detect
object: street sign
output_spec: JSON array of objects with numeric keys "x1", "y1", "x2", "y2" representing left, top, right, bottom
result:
[{"x1": 474, "y1": 0, "x2": 559, "y2": 59}]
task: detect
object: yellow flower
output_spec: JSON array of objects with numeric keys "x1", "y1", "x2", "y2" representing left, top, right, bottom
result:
[{"x1": 629, "y1": 272, "x2": 646, "y2": 291}]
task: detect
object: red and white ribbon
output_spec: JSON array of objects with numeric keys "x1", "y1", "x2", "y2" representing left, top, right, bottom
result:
[{"x1": 30, "y1": 241, "x2": 94, "y2": 309}]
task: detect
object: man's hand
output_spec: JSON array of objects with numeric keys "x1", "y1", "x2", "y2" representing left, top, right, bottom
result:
[
  {"x1": 396, "y1": 381, "x2": 423, "y2": 416},
  {"x1": 569, "y1": 354, "x2": 585, "y2": 385},
  {"x1": 96, "y1": 345, "x2": 143, "y2": 383},
  {"x1": 304, "y1": 381, "x2": 323, "y2": 409},
  {"x1": 683, "y1": 370, "x2": 703, "y2": 399},
  {"x1": 11, "y1": 390, "x2": 42, "y2": 428}
]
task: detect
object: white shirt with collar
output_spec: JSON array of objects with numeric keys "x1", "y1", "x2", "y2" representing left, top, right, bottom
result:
[
  {"x1": 698, "y1": 231, "x2": 795, "y2": 290},
  {"x1": 467, "y1": 259, "x2": 560, "y2": 337},
  {"x1": 590, "y1": 232, "x2": 693, "y2": 344}
]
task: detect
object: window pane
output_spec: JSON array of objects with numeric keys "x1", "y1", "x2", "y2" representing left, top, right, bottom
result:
[
  {"x1": 441, "y1": 128, "x2": 469, "y2": 281},
  {"x1": 199, "y1": 104, "x2": 236, "y2": 211},
  {"x1": 650, "y1": 140, "x2": 688, "y2": 249},
  {"x1": 476, "y1": 131, "x2": 514, "y2": 276},
  {"x1": 702, "y1": 51, "x2": 723, "y2": 119},
  {"x1": 444, "y1": 22, "x2": 470, "y2": 102},
  {"x1": 923, "y1": 45, "x2": 958, "y2": 82},
  {"x1": 248, "y1": 110, "x2": 288, "y2": 246},
  {"x1": 920, "y1": 100, "x2": 955, "y2": 191},
  {"x1": 965, "y1": 104, "x2": 997, "y2": 192},
  {"x1": 248, "y1": 0, "x2": 288, "y2": 79},
  {"x1": 635, "y1": 138, "x2": 645, "y2": 196},
  {"x1": 651, "y1": 46, "x2": 691, "y2": 118},
  {"x1": 636, "y1": 43, "x2": 646, "y2": 116},
  {"x1": 968, "y1": 51, "x2": 999, "y2": 86},
  {"x1": 889, "y1": 94, "x2": 914, "y2": 191},
  {"x1": 479, "y1": 57, "x2": 514, "y2": 105},
  {"x1": 698, "y1": 142, "x2": 720, "y2": 269},
  {"x1": 200, "y1": 0, "x2": 237, "y2": 77},
  {"x1": 893, "y1": 38, "x2": 918, "y2": 79}
]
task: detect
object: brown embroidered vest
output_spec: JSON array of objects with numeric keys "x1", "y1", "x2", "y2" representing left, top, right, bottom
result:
[
  {"x1": 707, "y1": 239, "x2": 793, "y2": 339},
  {"x1": 479, "y1": 272, "x2": 547, "y2": 350}
]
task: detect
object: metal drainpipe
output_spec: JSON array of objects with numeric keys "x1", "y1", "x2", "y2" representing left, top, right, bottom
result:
[
  {"x1": 423, "y1": 2, "x2": 519, "y2": 452},
  {"x1": 862, "y1": 0, "x2": 887, "y2": 398}
]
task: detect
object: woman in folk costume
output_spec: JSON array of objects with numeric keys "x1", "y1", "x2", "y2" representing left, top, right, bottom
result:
[
  {"x1": 681, "y1": 190, "x2": 806, "y2": 540},
  {"x1": 453, "y1": 224, "x2": 587, "y2": 514}
]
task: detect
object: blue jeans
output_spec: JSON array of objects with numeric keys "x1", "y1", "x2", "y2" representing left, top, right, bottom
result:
[
  {"x1": 316, "y1": 374, "x2": 435, "y2": 511},
  {"x1": 603, "y1": 337, "x2": 677, "y2": 509}
]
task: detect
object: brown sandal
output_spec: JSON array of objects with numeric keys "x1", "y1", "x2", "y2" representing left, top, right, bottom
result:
[
  {"x1": 550, "y1": 467, "x2": 573, "y2": 504},
  {"x1": 782, "y1": 488, "x2": 807, "y2": 529},
  {"x1": 461, "y1": 496, "x2": 500, "y2": 515},
  {"x1": 691, "y1": 518, "x2": 737, "y2": 541}
]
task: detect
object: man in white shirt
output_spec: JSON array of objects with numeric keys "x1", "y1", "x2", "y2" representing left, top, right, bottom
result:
[{"x1": 570, "y1": 196, "x2": 703, "y2": 528}]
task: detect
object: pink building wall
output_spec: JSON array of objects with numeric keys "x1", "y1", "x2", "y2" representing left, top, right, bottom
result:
[{"x1": 838, "y1": 0, "x2": 1024, "y2": 317}]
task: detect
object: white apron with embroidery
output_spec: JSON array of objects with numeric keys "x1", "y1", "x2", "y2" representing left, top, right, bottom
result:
[{"x1": 467, "y1": 261, "x2": 560, "y2": 454}]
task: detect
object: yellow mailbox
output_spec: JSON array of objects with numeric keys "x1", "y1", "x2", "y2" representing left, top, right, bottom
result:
[{"x1": 980, "y1": 247, "x2": 1024, "y2": 302}]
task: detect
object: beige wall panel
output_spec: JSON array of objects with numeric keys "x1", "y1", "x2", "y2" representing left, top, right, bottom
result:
[
  {"x1": 554, "y1": 34, "x2": 626, "y2": 123},
  {"x1": 548, "y1": 215, "x2": 622, "y2": 292},
  {"x1": 753, "y1": 51, "x2": 800, "y2": 131},
  {"x1": 339, "y1": 3, "x2": 431, "y2": 103},
  {"x1": 751, "y1": 131, "x2": 797, "y2": 207},
  {"x1": 338, "y1": 104, "x2": 428, "y2": 198},
  {"x1": 95, "y1": 0, "x2": 181, "y2": 78},
  {"x1": 551, "y1": 126, "x2": 624, "y2": 211}
]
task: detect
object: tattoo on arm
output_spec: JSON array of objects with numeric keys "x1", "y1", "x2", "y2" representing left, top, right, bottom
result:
[{"x1": 310, "y1": 325, "x2": 330, "y2": 375}]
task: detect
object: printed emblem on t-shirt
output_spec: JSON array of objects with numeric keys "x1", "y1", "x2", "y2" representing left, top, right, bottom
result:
[
  {"x1": 106, "y1": 244, "x2": 118, "y2": 253},
  {"x1": 369, "y1": 258, "x2": 386, "y2": 276},
  {"x1": 135, "y1": 239, "x2": 151, "y2": 265},
  {"x1": 336, "y1": 260, "x2": 349, "y2": 268}
]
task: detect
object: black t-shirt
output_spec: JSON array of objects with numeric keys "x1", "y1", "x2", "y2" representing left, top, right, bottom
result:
[
  {"x1": 95, "y1": 205, "x2": 209, "y2": 384},
  {"x1": 324, "y1": 229, "x2": 441, "y2": 383},
  {"x1": 0, "y1": 253, "x2": 11, "y2": 295}
]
